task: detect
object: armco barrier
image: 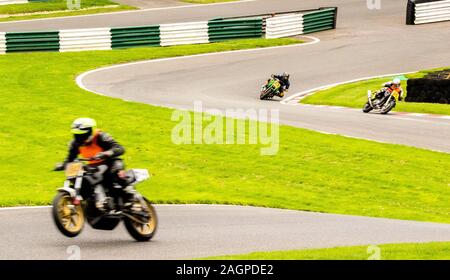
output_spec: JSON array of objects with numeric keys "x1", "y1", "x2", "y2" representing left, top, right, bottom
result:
[
  {"x1": 407, "y1": 0, "x2": 450, "y2": 24},
  {"x1": 208, "y1": 17, "x2": 263, "y2": 42},
  {"x1": 265, "y1": 14, "x2": 304, "y2": 39},
  {"x1": 265, "y1": 8, "x2": 337, "y2": 39},
  {"x1": 59, "y1": 28, "x2": 111, "y2": 52},
  {"x1": 0, "y1": 32, "x2": 5, "y2": 54},
  {"x1": 0, "y1": 7, "x2": 337, "y2": 54},
  {"x1": 111, "y1": 26, "x2": 160, "y2": 49},
  {"x1": 302, "y1": 8, "x2": 337, "y2": 33},
  {"x1": 160, "y1": 21, "x2": 209, "y2": 46},
  {"x1": 5, "y1": 31, "x2": 59, "y2": 52}
]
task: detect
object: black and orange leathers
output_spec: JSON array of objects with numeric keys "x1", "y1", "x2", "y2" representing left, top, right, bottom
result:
[
  {"x1": 383, "y1": 82, "x2": 404, "y2": 100},
  {"x1": 63, "y1": 130, "x2": 124, "y2": 166},
  {"x1": 63, "y1": 130, "x2": 126, "y2": 188}
]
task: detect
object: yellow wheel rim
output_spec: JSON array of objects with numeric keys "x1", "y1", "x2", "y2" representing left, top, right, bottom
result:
[
  {"x1": 133, "y1": 202, "x2": 157, "y2": 235},
  {"x1": 57, "y1": 195, "x2": 84, "y2": 234}
]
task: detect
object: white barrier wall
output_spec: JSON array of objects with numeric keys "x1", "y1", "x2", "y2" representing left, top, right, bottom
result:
[
  {"x1": 0, "y1": 32, "x2": 5, "y2": 54},
  {"x1": 59, "y1": 28, "x2": 112, "y2": 52},
  {"x1": 415, "y1": 0, "x2": 450, "y2": 24},
  {"x1": 0, "y1": 0, "x2": 28, "y2": 5},
  {"x1": 160, "y1": 21, "x2": 209, "y2": 46},
  {"x1": 265, "y1": 14, "x2": 304, "y2": 39}
]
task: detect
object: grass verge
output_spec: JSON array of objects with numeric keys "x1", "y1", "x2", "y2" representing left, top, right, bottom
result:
[
  {"x1": 203, "y1": 242, "x2": 450, "y2": 260},
  {"x1": 0, "y1": 38, "x2": 449, "y2": 224},
  {"x1": 0, "y1": 0, "x2": 135, "y2": 22},
  {"x1": 301, "y1": 68, "x2": 450, "y2": 115}
]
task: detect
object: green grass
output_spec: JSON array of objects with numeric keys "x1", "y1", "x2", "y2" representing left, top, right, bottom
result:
[
  {"x1": 0, "y1": 0, "x2": 135, "y2": 22},
  {"x1": 302, "y1": 68, "x2": 450, "y2": 115},
  {"x1": 182, "y1": 0, "x2": 237, "y2": 4},
  {"x1": 0, "y1": 38, "x2": 449, "y2": 225},
  {"x1": 203, "y1": 242, "x2": 450, "y2": 260}
]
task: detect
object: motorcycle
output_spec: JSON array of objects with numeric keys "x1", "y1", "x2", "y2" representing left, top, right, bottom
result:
[
  {"x1": 363, "y1": 87, "x2": 401, "y2": 114},
  {"x1": 52, "y1": 157, "x2": 158, "y2": 241},
  {"x1": 260, "y1": 77, "x2": 282, "y2": 100}
]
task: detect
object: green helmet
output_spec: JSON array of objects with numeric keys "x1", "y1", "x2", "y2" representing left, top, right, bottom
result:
[{"x1": 71, "y1": 118, "x2": 97, "y2": 144}]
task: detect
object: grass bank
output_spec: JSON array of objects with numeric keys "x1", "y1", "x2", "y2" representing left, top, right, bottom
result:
[{"x1": 0, "y1": 38, "x2": 449, "y2": 224}]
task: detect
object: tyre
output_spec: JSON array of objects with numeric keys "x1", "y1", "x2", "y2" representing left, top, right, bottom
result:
[
  {"x1": 52, "y1": 192, "x2": 85, "y2": 237},
  {"x1": 260, "y1": 89, "x2": 270, "y2": 100},
  {"x1": 362, "y1": 102, "x2": 373, "y2": 113},
  {"x1": 380, "y1": 100, "x2": 396, "y2": 114},
  {"x1": 124, "y1": 198, "x2": 158, "y2": 242}
]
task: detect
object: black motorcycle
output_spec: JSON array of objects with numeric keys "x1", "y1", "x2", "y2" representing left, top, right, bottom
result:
[
  {"x1": 363, "y1": 88, "x2": 400, "y2": 114},
  {"x1": 52, "y1": 158, "x2": 158, "y2": 241}
]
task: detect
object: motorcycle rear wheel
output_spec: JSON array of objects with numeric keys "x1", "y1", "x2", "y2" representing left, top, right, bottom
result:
[
  {"x1": 124, "y1": 198, "x2": 158, "y2": 242},
  {"x1": 380, "y1": 100, "x2": 396, "y2": 114},
  {"x1": 52, "y1": 192, "x2": 85, "y2": 237}
]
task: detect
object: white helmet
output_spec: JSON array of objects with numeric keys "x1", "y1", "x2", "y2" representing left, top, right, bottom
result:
[
  {"x1": 393, "y1": 78, "x2": 401, "y2": 86},
  {"x1": 71, "y1": 118, "x2": 97, "y2": 144}
]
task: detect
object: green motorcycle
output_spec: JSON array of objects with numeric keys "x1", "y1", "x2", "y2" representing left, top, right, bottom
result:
[{"x1": 260, "y1": 78, "x2": 282, "y2": 100}]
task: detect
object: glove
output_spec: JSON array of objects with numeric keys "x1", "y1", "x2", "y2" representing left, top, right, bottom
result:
[
  {"x1": 95, "y1": 151, "x2": 114, "y2": 160},
  {"x1": 54, "y1": 163, "x2": 64, "y2": 171}
]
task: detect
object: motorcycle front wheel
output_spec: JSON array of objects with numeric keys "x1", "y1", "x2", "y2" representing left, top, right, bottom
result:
[
  {"x1": 260, "y1": 91, "x2": 269, "y2": 100},
  {"x1": 52, "y1": 192, "x2": 85, "y2": 237},
  {"x1": 362, "y1": 102, "x2": 373, "y2": 113},
  {"x1": 124, "y1": 198, "x2": 158, "y2": 242}
]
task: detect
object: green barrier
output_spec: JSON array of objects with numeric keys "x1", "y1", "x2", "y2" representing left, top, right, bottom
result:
[
  {"x1": 302, "y1": 8, "x2": 337, "y2": 34},
  {"x1": 5, "y1": 31, "x2": 59, "y2": 52},
  {"x1": 111, "y1": 26, "x2": 160, "y2": 49},
  {"x1": 208, "y1": 17, "x2": 263, "y2": 42}
]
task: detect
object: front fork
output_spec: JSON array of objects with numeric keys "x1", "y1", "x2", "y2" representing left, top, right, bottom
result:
[
  {"x1": 59, "y1": 177, "x2": 83, "y2": 204},
  {"x1": 368, "y1": 90, "x2": 374, "y2": 108}
]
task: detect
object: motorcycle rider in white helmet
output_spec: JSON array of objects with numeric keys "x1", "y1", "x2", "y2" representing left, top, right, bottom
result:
[
  {"x1": 381, "y1": 78, "x2": 404, "y2": 101},
  {"x1": 54, "y1": 118, "x2": 134, "y2": 211}
]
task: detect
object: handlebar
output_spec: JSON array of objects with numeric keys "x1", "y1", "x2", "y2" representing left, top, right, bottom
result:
[{"x1": 76, "y1": 157, "x2": 101, "y2": 162}]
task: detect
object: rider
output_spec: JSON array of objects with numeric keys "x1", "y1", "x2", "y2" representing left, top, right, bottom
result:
[
  {"x1": 271, "y1": 72, "x2": 290, "y2": 97},
  {"x1": 54, "y1": 118, "x2": 132, "y2": 209},
  {"x1": 381, "y1": 78, "x2": 404, "y2": 101}
]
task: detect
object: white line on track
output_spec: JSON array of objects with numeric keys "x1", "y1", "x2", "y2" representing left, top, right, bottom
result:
[{"x1": 0, "y1": 0, "x2": 257, "y2": 25}]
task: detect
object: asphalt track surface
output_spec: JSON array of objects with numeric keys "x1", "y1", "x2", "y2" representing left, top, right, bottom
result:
[
  {"x1": 2, "y1": 205, "x2": 450, "y2": 260},
  {"x1": 1, "y1": 0, "x2": 450, "y2": 259}
]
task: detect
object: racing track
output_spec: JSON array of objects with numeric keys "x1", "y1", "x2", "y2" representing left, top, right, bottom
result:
[
  {"x1": 78, "y1": 1, "x2": 450, "y2": 153},
  {"x1": 1, "y1": 0, "x2": 450, "y2": 259},
  {"x1": 2, "y1": 205, "x2": 450, "y2": 260}
]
